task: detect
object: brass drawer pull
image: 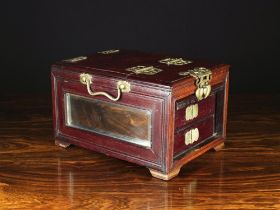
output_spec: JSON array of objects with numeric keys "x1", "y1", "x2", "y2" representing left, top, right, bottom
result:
[
  {"x1": 79, "y1": 73, "x2": 131, "y2": 101},
  {"x1": 185, "y1": 128, "x2": 199, "y2": 145},
  {"x1": 185, "y1": 104, "x2": 198, "y2": 121}
]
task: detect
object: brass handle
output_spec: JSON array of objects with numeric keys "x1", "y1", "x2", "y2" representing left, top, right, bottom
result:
[{"x1": 79, "y1": 73, "x2": 131, "y2": 101}]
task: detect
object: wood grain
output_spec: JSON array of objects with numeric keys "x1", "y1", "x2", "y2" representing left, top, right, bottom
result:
[
  {"x1": 66, "y1": 93, "x2": 151, "y2": 142},
  {"x1": 0, "y1": 93, "x2": 280, "y2": 209}
]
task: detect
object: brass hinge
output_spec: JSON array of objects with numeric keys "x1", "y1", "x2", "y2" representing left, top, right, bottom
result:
[
  {"x1": 126, "y1": 65, "x2": 162, "y2": 75},
  {"x1": 159, "y1": 58, "x2": 192, "y2": 65},
  {"x1": 179, "y1": 67, "x2": 212, "y2": 101}
]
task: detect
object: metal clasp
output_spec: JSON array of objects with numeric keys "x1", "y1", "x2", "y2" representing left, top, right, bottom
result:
[
  {"x1": 189, "y1": 67, "x2": 212, "y2": 101},
  {"x1": 80, "y1": 73, "x2": 130, "y2": 101}
]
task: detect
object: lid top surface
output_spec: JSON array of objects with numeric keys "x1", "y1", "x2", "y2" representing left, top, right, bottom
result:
[{"x1": 55, "y1": 49, "x2": 228, "y2": 86}]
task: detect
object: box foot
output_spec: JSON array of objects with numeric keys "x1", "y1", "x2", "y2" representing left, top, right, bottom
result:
[
  {"x1": 55, "y1": 139, "x2": 71, "y2": 148},
  {"x1": 149, "y1": 167, "x2": 181, "y2": 181},
  {"x1": 214, "y1": 142, "x2": 225, "y2": 152}
]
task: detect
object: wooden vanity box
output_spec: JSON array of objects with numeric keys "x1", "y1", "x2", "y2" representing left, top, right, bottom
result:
[{"x1": 51, "y1": 49, "x2": 229, "y2": 180}]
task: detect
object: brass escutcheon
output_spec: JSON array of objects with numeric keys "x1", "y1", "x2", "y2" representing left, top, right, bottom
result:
[{"x1": 63, "y1": 56, "x2": 87, "y2": 63}]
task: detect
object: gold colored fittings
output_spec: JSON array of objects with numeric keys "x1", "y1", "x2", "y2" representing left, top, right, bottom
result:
[
  {"x1": 185, "y1": 104, "x2": 198, "y2": 121},
  {"x1": 79, "y1": 73, "x2": 131, "y2": 101},
  {"x1": 189, "y1": 67, "x2": 212, "y2": 101},
  {"x1": 63, "y1": 56, "x2": 87, "y2": 63},
  {"x1": 117, "y1": 81, "x2": 131, "y2": 93},
  {"x1": 98, "y1": 49, "x2": 119, "y2": 54},
  {"x1": 126, "y1": 65, "x2": 162, "y2": 75},
  {"x1": 179, "y1": 67, "x2": 212, "y2": 101},
  {"x1": 159, "y1": 58, "x2": 192, "y2": 65},
  {"x1": 185, "y1": 128, "x2": 199, "y2": 145},
  {"x1": 80, "y1": 73, "x2": 92, "y2": 85}
]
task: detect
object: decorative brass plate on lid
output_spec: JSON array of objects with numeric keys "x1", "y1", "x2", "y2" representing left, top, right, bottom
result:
[
  {"x1": 63, "y1": 56, "x2": 87, "y2": 63},
  {"x1": 179, "y1": 67, "x2": 212, "y2": 101},
  {"x1": 126, "y1": 66, "x2": 162, "y2": 75},
  {"x1": 159, "y1": 58, "x2": 192, "y2": 65},
  {"x1": 98, "y1": 49, "x2": 120, "y2": 54}
]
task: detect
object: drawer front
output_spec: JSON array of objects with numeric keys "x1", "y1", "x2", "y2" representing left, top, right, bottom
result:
[
  {"x1": 173, "y1": 116, "x2": 214, "y2": 157},
  {"x1": 53, "y1": 73, "x2": 165, "y2": 166},
  {"x1": 175, "y1": 94, "x2": 215, "y2": 128}
]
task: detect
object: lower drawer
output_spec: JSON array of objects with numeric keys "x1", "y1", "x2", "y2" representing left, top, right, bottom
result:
[{"x1": 173, "y1": 116, "x2": 214, "y2": 157}]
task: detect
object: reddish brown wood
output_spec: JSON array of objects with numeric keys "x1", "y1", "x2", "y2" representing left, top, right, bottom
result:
[
  {"x1": 54, "y1": 49, "x2": 229, "y2": 86},
  {"x1": 1, "y1": 94, "x2": 280, "y2": 209},
  {"x1": 51, "y1": 50, "x2": 230, "y2": 180}
]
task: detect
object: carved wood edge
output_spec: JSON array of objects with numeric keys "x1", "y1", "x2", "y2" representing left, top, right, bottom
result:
[
  {"x1": 149, "y1": 167, "x2": 181, "y2": 181},
  {"x1": 55, "y1": 139, "x2": 71, "y2": 148}
]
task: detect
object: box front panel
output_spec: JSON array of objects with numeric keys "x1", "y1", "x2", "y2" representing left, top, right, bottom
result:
[{"x1": 53, "y1": 72, "x2": 166, "y2": 169}]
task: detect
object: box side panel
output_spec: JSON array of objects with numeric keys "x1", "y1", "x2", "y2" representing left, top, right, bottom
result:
[{"x1": 170, "y1": 66, "x2": 230, "y2": 171}]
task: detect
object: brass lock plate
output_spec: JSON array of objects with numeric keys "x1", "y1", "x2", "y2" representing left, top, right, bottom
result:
[
  {"x1": 179, "y1": 67, "x2": 212, "y2": 101},
  {"x1": 126, "y1": 65, "x2": 162, "y2": 75},
  {"x1": 185, "y1": 128, "x2": 199, "y2": 145},
  {"x1": 185, "y1": 104, "x2": 198, "y2": 121}
]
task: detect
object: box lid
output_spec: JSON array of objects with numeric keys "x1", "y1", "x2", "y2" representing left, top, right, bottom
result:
[{"x1": 53, "y1": 49, "x2": 228, "y2": 87}]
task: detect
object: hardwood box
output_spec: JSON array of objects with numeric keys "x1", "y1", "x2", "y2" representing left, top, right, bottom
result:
[{"x1": 51, "y1": 49, "x2": 229, "y2": 180}]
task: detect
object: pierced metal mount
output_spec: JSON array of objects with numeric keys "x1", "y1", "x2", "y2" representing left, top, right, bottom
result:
[
  {"x1": 159, "y1": 58, "x2": 192, "y2": 65},
  {"x1": 98, "y1": 49, "x2": 120, "y2": 54},
  {"x1": 179, "y1": 67, "x2": 212, "y2": 101}
]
